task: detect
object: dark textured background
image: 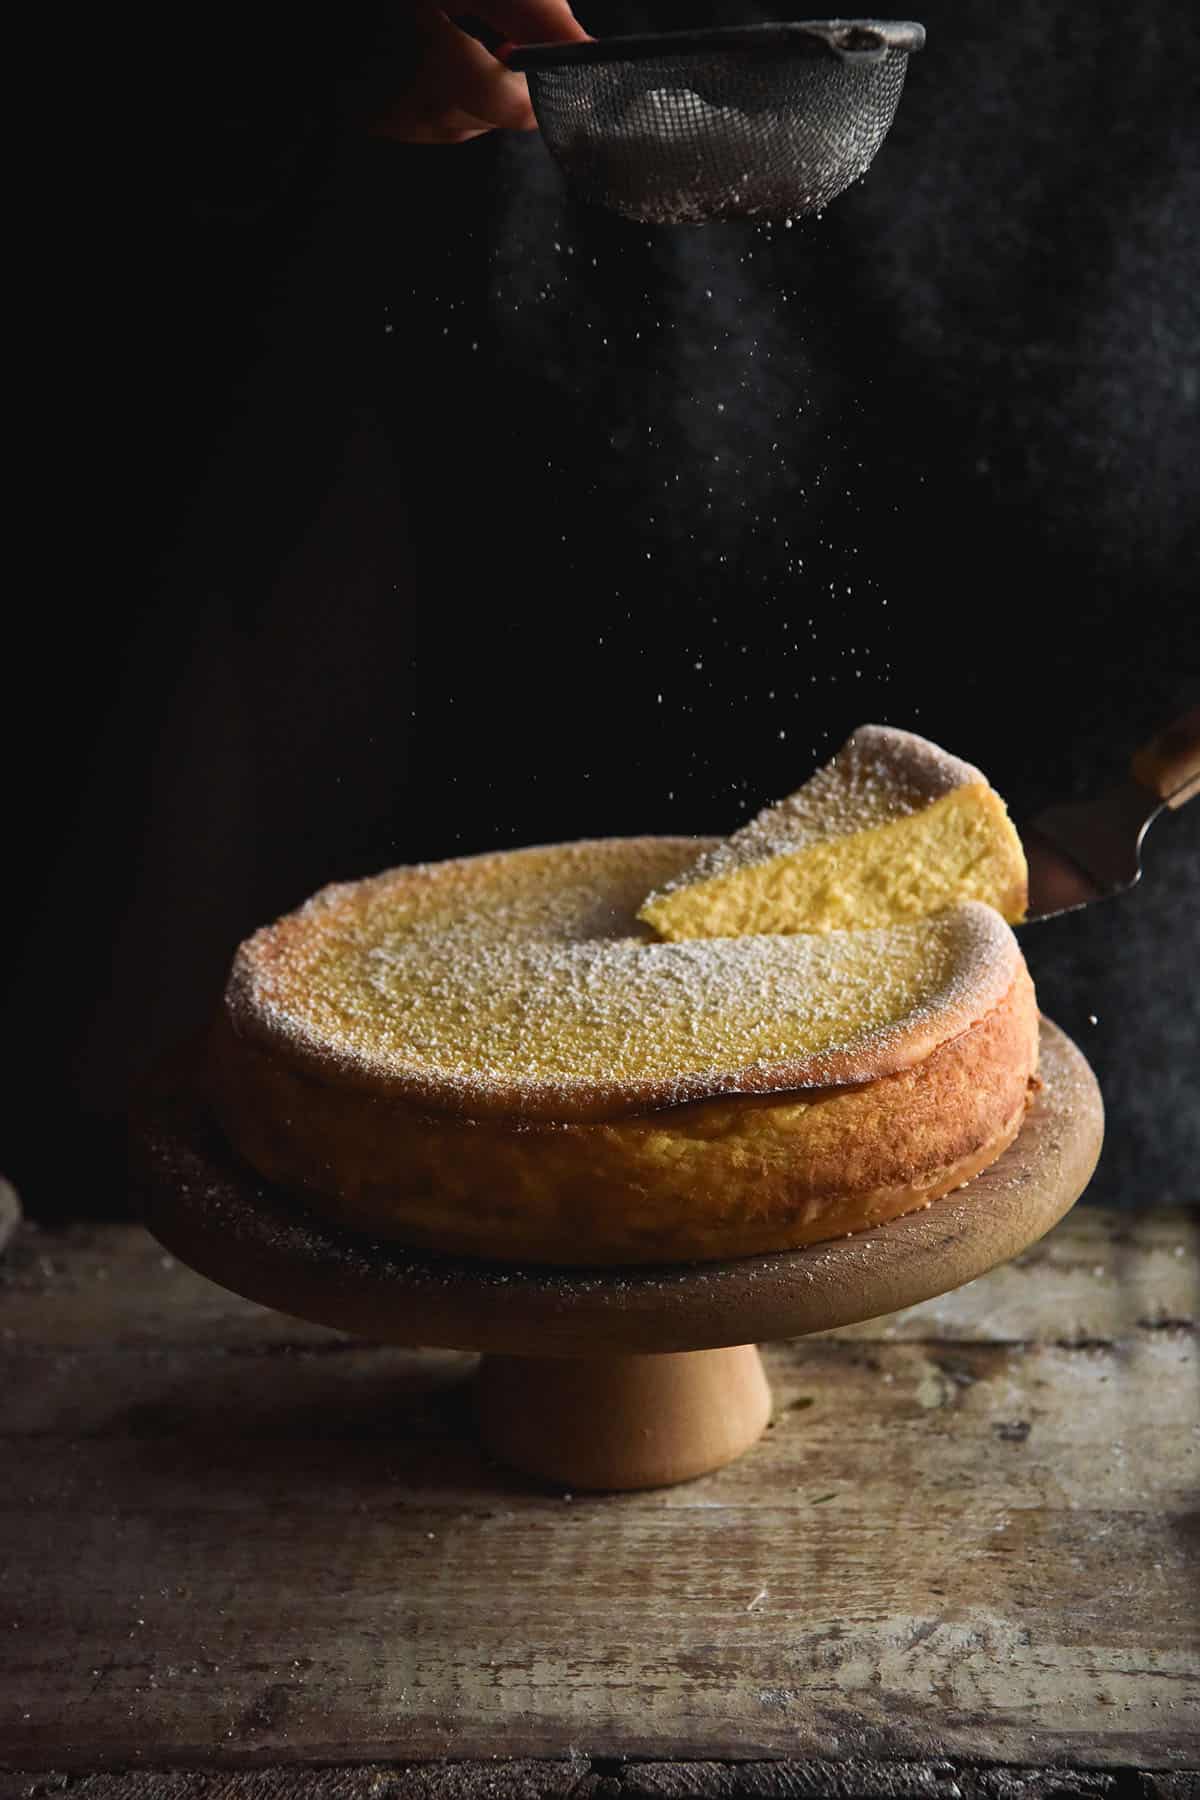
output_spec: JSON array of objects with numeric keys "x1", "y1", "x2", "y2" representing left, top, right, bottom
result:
[{"x1": 9, "y1": 1, "x2": 1198, "y2": 1218}]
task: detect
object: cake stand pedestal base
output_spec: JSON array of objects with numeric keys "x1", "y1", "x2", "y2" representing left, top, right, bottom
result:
[
  {"x1": 134, "y1": 1019, "x2": 1103, "y2": 1492},
  {"x1": 476, "y1": 1344, "x2": 771, "y2": 1490}
]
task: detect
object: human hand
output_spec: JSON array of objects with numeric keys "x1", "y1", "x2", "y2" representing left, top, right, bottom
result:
[{"x1": 374, "y1": 1, "x2": 589, "y2": 144}]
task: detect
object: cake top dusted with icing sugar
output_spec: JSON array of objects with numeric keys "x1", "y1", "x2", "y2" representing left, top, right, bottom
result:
[{"x1": 224, "y1": 835, "x2": 1022, "y2": 1124}]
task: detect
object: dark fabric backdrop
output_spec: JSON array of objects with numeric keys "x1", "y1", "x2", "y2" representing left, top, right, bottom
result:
[{"x1": 9, "y1": 1, "x2": 1198, "y2": 1219}]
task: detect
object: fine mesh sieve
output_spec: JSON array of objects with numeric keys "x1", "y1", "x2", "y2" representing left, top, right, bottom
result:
[{"x1": 509, "y1": 21, "x2": 925, "y2": 225}]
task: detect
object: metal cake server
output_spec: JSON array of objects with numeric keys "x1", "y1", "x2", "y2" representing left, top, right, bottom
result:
[{"x1": 1020, "y1": 707, "x2": 1200, "y2": 922}]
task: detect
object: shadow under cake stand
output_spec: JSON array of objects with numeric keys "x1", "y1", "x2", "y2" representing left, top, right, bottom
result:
[{"x1": 136, "y1": 1019, "x2": 1102, "y2": 1491}]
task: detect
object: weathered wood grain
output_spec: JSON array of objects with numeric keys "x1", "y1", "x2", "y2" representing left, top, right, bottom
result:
[
  {"x1": 2, "y1": 1212, "x2": 1197, "y2": 1775},
  {"x1": 5, "y1": 1208, "x2": 1194, "y2": 1352},
  {"x1": 0, "y1": 1762, "x2": 1196, "y2": 1800}
]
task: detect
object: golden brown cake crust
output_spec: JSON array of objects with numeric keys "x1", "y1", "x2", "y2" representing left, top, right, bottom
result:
[
  {"x1": 209, "y1": 963, "x2": 1038, "y2": 1265},
  {"x1": 224, "y1": 836, "x2": 1025, "y2": 1125},
  {"x1": 211, "y1": 834, "x2": 1039, "y2": 1265}
]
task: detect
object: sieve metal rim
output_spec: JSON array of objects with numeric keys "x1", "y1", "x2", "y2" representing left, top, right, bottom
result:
[{"x1": 508, "y1": 20, "x2": 926, "y2": 72}]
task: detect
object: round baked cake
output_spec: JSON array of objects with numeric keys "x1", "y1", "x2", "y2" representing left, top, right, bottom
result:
[{"x1": 209, "y1": 833, "x2": 1039, "y2": 1265}]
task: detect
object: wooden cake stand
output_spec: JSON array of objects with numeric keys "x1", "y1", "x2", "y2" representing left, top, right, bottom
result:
[{"x1": 135, "y1": 1019, "x2": 1102, "y2": 1492}]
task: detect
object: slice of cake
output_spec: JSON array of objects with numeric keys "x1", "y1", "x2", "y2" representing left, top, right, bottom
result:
[{"x1": 639, "y1": 724, "x2": 1027, "y2": 941}]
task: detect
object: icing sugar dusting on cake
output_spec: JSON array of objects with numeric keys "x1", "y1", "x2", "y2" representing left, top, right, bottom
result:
[{"x1": 225, "y1": 835, "x2": 1018, "y2": 1121}]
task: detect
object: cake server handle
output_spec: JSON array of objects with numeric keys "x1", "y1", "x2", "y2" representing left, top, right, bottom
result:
[{"x1": 1130, "y1": 706, "x2": 1200, "y2": 809}]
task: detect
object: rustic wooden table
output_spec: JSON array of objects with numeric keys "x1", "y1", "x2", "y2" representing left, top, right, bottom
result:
[{"x1": 2, "y1": 1193, "x2": 1196, "y2": 1798}]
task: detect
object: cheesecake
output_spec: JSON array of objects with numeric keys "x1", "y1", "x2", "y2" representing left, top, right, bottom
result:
[{"x1": 210, "y1": 829, "x2": 1037, "y2": 1266}]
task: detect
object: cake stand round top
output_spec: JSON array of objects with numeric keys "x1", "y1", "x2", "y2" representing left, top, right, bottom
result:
[{"x1": 136, "y1": 1017, "x2": 1102, "y2": 1357}]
